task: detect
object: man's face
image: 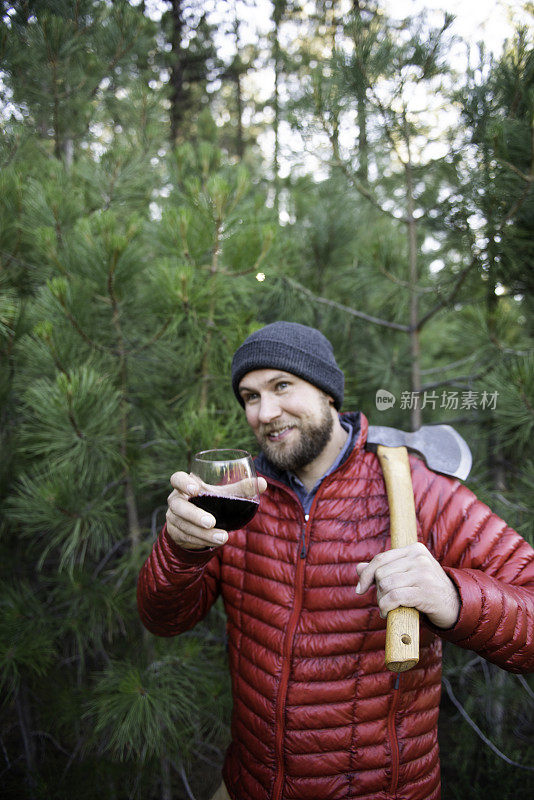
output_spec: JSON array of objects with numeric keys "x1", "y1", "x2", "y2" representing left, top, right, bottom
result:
[{"x1": 238, "y1": 369, "x2": 335, "y2": 472}]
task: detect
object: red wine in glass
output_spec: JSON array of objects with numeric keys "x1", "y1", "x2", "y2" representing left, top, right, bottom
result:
[{"x1": 190, "y1": 449, "x2": 260, "y2": 532}]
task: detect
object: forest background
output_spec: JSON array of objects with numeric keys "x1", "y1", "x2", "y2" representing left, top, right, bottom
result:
[{"x1": 0, "y1": 0, "x2": 533, "y2": 798}]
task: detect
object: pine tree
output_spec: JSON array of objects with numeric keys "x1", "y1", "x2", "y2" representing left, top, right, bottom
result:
[
  {"x1": 274, "y1": 4, "x2": 479, "y2": 430},
  {"x1": 0, "y1": 3, "x2": 277, "y2": 797},
  {"x1": 1, "y1": 2, "x2": 532, "y2": 796},
  {"x1": 435, "y1": 24, "x2": 534, "y2": 796},
  {"x1": 0, "y1": 132, "x2": 277, "y2": 795},
  {"x1": 0, "y1": 0, "x2": 158, "y2": 160},
  {"x1": 160, "y1": 0, "x2": 219, "y2": 145}
]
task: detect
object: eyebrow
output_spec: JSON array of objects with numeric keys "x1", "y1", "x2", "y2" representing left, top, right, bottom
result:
[{"x1": 238, "y1": 373, "x2": 292, "y2": 395}]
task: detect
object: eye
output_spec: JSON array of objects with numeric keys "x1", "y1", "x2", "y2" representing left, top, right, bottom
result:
[
  {"x1": 276, "y1": 381, "x2": 290, "y2": 391},
  {"x1": 241, "y1": 392, "x2": 259, "y2": 405}
]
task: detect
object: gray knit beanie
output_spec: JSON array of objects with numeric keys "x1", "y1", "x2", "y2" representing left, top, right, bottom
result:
[{"x1": 231, "y1": 321, "x2": 344, "y2": 409}]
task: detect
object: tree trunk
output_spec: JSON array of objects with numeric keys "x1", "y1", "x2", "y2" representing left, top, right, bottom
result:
[
  {"x1": 272, "y1": 6, "x2": 282, "y2": 217},
  {"x1": 233, "y1": 16, "x2": 244, "y2": 160},
  {"x1": 200, "y1": 219, "x2": 223, "y2": 412},
  {"x1": 161, "y1": 754, "x2": 173, "y2": 800},
  {"x1": 109, "y1": 252, "x2": 141, "y2": 548},
  {"x1": 404, "y1": 119, "x2": 422, "y2": 430},
  {"x1": 52, "y1": 58, "x2": 62, "y2": 159},
  {"x1": 16, "y1": 681, "x2": 37, "y2": 798},
  {"x1": 169, "y1": 0, "x2": 185, "y2": 144},
  {"x1": 352, "y1": 1, "x2": 369, "y2": 182},
  {"x1": 356, "y1": 89, "x2": 368, "y2": 183}
]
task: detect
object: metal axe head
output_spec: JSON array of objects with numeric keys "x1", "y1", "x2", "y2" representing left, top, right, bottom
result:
[{"x1": 367, "y1": 424, "x2": 472, "y2": 481}]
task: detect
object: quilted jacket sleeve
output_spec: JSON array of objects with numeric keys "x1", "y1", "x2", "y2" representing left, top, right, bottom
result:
[
  {"x1": 137, "y1": 524, "x2": 221, "y2": 637},
  {"x1": 411, "y1": 457, "x2": 534, "y2": 673}
]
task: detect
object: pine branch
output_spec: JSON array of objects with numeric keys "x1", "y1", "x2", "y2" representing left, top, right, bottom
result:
[
  {"x1": 376, "y1": 262, "x2": 436, "y2": 293},
  {"x1": 502, "y1": 178, "x2": 533, "y2": 226},
  {"x1": 282, "y1": 276, "x2": 411, "y2": 332},
  {"x1": 151, "y1": 505, "x2": 166, "y2": 539},
  {"x1": 490, "y1": 120, "x2": 532, "y2": 226},
  {"x1": 331, "y1": 154, "x2": 406, "y2": 223},
  {"x1": 131, "y1": 317, "x2": 173, "y2": 352},
  {"x1": 92, "y1": 537, "x2": 128, "y2": 578},
  {"x1": 516, "y1": 674, "x2": 534, "y2": 702},
  {"x1": 416, "y1": 255, "x2": 478, "y2": 331},
  {"x1": 30, "y1": 731, "x2": 71, "y2": 758},
  {"x1": 0, "y1": 731, "x2": 11, "y2": 768},
  {"x1": 496, "y1": 157, "x2": 533, "y2": 184},
  {"x1": 56, "y1": 296, "x2": 110, "y2": 353},
  {"x1": 420, "y1": 364, "x2": 493, "y2": 391},
  {"x1": 442, "y1": 677, "x2": 534, "y2": 772},
  {"x1": 191, "y1": 747, "x2": 223, "y2": 770},
  {"x1": 420, "y1": 355, "x2": 478, "y2": 375},
  {"x1": 171, "y1": 760, "x2": 198, "y2": 800},
  {"x1": 494, "y1": 493, "x2": 530, "y2": 514}
]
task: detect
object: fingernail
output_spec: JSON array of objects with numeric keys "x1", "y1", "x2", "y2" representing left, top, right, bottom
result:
[
  {"x1": 202, "y1": 515, "x2": 214, "y2": 528},
  {"x1": 213, "y1": 532, "x2": 227, "y2": 544},
  {"x1": 355, "y1": 583, "x2": 361, "y2": 594}
]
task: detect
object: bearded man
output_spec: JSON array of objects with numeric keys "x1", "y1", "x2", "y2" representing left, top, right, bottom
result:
[{"x1": 137, "y1": 321, "x2": 534, "y2": 800}]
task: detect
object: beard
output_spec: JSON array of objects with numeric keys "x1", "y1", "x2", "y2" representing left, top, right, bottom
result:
[{"x1": 257, "y1": 397, "x2": 334, "y2": 473}]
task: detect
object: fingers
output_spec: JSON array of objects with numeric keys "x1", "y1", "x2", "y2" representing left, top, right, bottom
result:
[
  {"x1": 171, "y1": 472, "x2": 267, "y2": 497},
  {"x1": 375, "y1": 584, "x2": 419, "y2": 618},
  {"x1": 355, "y1": 543, "x2": 461, "y2": 628},
  {"x1": 356, "y1": 545, "x2": 420, "y2": 595},
  {"x1": 165, "y1": 470, "x2": 267, "y2": 551},
  {"x1": 166, "y1": 475, "x2": 227, "y2": 550},
  {"x1": 170, "y1": 471, "x2": 202, "y2": 495}
]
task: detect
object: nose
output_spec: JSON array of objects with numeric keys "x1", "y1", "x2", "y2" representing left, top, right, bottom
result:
[{"x1": 258, "y1": 394, "x2": 282, "y2": 424}]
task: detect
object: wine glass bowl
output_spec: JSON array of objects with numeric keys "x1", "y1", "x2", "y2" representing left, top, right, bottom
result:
[{"x1": 190, "y1": 449, "x2": 260, "y2": 531}]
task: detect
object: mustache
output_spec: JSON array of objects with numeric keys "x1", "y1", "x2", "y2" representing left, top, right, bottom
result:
[{"x1": 260, "y1": 423, "x2": 296, "y2": 435}]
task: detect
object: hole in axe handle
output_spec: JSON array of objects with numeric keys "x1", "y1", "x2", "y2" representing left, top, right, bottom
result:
[{"x1": 401, "y1": 634, "x2": 412, "y2": 645}]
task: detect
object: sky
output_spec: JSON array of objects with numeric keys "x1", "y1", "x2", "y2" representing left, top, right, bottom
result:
[
  {"x1": 383, "y1": 0, "x2": 531, "y2": 55},
  {"x1": 140, "y1": 0, "x2": 531, "y2": 56}
]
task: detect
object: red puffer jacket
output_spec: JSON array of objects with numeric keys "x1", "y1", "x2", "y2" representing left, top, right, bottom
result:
[{"x1": 137, "y1": 413, "x2": 534, "y2": 800}]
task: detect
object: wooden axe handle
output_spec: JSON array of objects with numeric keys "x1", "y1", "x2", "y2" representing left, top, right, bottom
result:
[{"x1": 376, "y1": 444, "x2": 420, "y2": 672}]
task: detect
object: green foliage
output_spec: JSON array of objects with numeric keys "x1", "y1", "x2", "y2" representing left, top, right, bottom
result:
[
  {"x1": 0, "y1": 0, "x2": 157, "y2": 154},
  {"x1": 52, "y1": 568, "x2": 131, "y2": 666},
  {"x1": 485, "y1": 354, "x2": 534, "y2": 454},
  {"x1": 441, "y1": 647, "x2": 534, "y2": 798},
  {"x1": 18, "y1": 366, "x2": 124, "y2": 475},
  {"x1": 0, "y1": 2, "x2": 532, "y2": 798},
  {"x1": 7, "y1": 466, "x2": 123, "y2": 571},
  {"x1": 0, "y1": 583, "x2": 57, "y2": 701},
  {"x1": 87, "y1": 658, "x2": 200, "y2": 761}
]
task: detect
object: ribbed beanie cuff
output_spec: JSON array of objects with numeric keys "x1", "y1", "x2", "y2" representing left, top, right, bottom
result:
[{"x1": 231, "y1": 322, "x2": 344, "y2": 409}]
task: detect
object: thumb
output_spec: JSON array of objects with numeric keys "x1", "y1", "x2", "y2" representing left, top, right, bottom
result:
[{"x1": 355, "y1": 562, "x2": 370, "y2": 595}]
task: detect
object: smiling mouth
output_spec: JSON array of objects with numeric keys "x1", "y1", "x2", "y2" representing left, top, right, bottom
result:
[{"x1": 265, "y1": 425, "x2": 295, "y2": 442}]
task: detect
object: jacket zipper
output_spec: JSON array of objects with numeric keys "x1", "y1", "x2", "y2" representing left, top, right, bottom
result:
[
  {"x1": 260, "y1": 425, "x2": 366, "y2": 799},
  {"x1": 299, "y1": 515, "x2": 308, "y2": 558},
  {"x1": 263, "y1": 468, "x2": 355, "y2": 800},
  {"x1": 387, "y1": 673, "x2": 401, "y2": 797},
  {"x1": 271, "y1": 500, "x2": 315, "y2": 800}
]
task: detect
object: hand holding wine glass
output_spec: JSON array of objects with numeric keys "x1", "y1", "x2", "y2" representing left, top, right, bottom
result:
[
  {"x1": 166, "y1": 450, "x2": 265, "y2": 550},
  {"x1": 190, "y1": 449, "x2": 260, "y2": 529}
]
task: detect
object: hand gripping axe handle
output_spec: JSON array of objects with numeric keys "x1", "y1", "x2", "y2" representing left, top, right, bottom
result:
[
  {"x1": 368, "y1": 424, "x2": 472, "y2": 672},
  {"x1": 376, "y1": 445, "x2": 420, "y2": 672}
]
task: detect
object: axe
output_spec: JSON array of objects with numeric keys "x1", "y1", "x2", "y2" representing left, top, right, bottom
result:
[{"x1": 366, "y1": 424, "x2": 472, "y2": 672}]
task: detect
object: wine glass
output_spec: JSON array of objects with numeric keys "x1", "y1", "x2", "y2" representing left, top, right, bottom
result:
[{"x1": 189, "y1": 449, "x2": 260, "y2": 531}]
